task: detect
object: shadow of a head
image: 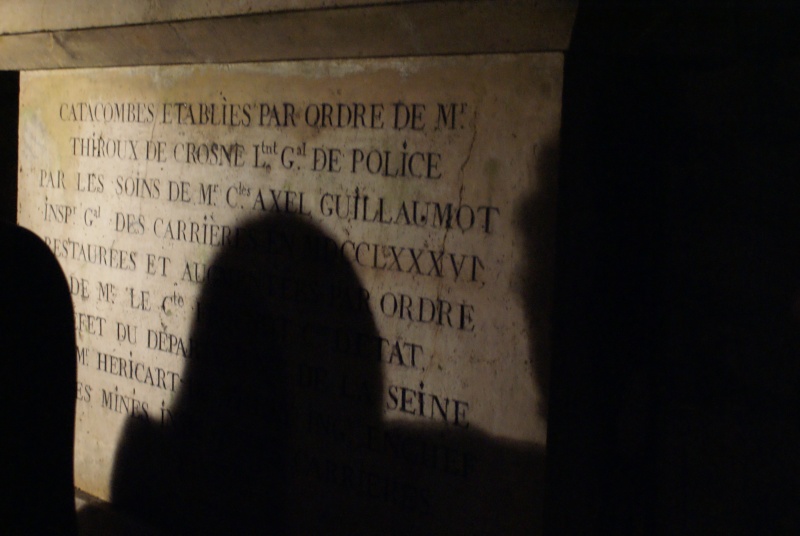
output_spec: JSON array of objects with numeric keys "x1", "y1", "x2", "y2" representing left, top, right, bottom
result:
[
  {"x1": 109, "y1": 211, "x2": 547, "y2": 535},
  {"x1": 111, "y1": 214, "x2": 380, "y2": 534}
]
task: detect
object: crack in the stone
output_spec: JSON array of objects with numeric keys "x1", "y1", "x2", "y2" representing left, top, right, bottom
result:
[
  {"x1": 51, "y1": 33, "x2": 77, "y2": 61},
  {"x1": 459, "y1": 122, "x2": 478, "y2": 179}
]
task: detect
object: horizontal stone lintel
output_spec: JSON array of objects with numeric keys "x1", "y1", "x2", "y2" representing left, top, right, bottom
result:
[
  {"x1": 0, "y1": 0, "x2": 576, "y2": 70},
  {"x1": 0, "y1": 0, "x2": 402, "y2": 35}
]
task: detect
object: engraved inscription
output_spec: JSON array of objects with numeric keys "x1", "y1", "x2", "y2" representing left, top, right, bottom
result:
[{"x1": 19, "y1": 54, "x2": 561, "y2": 533}]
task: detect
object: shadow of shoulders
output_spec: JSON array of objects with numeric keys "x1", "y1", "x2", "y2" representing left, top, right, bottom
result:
[{"x1": 95, "y1": 213, "x2": 544, "y2": 535}]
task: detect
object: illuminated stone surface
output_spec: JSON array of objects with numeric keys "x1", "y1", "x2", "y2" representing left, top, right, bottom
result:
[{"x1": 19, "y1": 54, "x2": 561, "y2": 532}]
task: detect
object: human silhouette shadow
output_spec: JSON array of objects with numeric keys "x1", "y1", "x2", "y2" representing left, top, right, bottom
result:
[
  {"x1": 0, "y1": 222, "x2": 77, "y2": 536},
  {"x1": 103, "y1": 213, "x2": 546, "y2": 535}
]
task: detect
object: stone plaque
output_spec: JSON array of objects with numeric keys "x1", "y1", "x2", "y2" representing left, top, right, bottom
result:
[{"x1": 18, "y1": 54, "x2": 560, "y2": 533}]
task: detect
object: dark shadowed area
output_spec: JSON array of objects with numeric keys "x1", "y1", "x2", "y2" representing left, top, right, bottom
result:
[
  {"x1": 547, "y1": 2, "x2": 800, "y2": 535},
  {"x1": 94, "y1": 214, "x2": 545, "y2": 535},
  {"x1": 0, "y1": 222, "x2": 77, "y2": 536},
  {"x1": 0, "y1": 72, "x2": 17, "y2": 224}
]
